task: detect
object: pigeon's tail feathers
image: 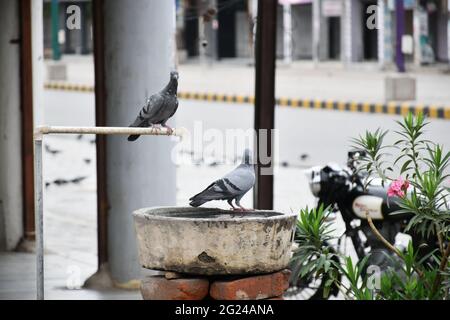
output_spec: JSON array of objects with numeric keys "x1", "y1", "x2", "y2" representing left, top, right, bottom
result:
[
  {"x1": 127, "y1": 134, "x2": 140, "y2": 142},
  {"x1": 189, "y1": 190, "x2": 208, "y2": 207},
  {"x1": 127, "y1": 123, "x2": 141, "y2": 141},
  {"x1": 189, "y1": 197, "x2": 207, "y2": 207},
  {"x1": 189, "y1": 183, "x2": 224, "y2": 207},
  {"x1": 127, "y1": 117, "x2": 147, "y2": 142},
  {"x1": 189, "y1": 185, "x2": 213, "y2": 207}
]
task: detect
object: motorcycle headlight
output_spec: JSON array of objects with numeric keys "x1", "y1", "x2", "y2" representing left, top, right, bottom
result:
[{"x1": 307, "y1": 166, "x2": 322, "y2": 197}]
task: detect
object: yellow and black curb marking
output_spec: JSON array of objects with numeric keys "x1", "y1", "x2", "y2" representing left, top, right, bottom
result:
[
  {"x1": 44, "y1": 82, "x2": 94, "y2": 93},
  {"x1": 44, "y1": 82, "x2": 450, "y2": 120}
]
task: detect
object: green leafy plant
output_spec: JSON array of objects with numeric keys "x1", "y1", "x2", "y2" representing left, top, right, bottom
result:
[
  {"x1": 290, "y1": 205, "x2": 377, "y2": 300},
  {"x1": 352, "y1": 112, "x2": 450, "y2": 299},
  {"x1": 289, "y1": 205, "x2": 341, "y2": 298},
  {"x1": 290, "y1": 113, "x2": 449, "y2": 300},
  {"x1": 378, "y1": 242, "x2": 439, "y2": 300}
]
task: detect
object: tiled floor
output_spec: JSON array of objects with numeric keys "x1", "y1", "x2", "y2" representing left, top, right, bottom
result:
[{"x1": 0, "y1": 252, "x2": 141, "y2": 300}]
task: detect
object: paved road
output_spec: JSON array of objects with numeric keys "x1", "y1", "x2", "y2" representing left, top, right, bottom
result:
[
  {"x1": 42, "y1": 88, "x2": 449, "y2": 225},
  {"x1": 41, "y1": 89, "x2": 450, "y2": 219},
  {"x1": 48, "y1": 55, "x2": 450, "y2": 106},
  {"x1": 179, "y1": 61, "x2": 450, "y2": 106},
  {"x1": 43, "y1": 90, "x2": 450, "y2": 167}
]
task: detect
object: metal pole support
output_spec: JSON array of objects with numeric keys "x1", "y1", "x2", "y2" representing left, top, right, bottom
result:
[
  {"x1": 32, "y1": 125, "x2": 185, "y2": 299},
  {"x1": 34, "y1": 133, "x2": 44, "y2": 300}
]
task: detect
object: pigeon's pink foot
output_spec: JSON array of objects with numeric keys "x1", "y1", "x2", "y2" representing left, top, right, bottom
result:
[
  {"x1": 162, "y1": 125, "x2": 173, "y2": 135},
  {"x1": 238, "y1": 205, "x2": 253, "y2": 212},
  {"x1": 149, "y1": 124, "x2": 161, "y2": 134}
]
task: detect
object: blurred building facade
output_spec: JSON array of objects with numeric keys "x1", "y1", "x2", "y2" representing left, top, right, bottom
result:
[
  {"x1": 176, "y1": 0, "x2": 449, "y2": 66},
  {"x1": 41, "y1": 0, "x2": 449, "y2": 66}
]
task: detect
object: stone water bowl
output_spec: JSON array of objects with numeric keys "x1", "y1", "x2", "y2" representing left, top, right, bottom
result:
[{"x1": 133, "y1": 207, "x2": 297, "y2": 275}]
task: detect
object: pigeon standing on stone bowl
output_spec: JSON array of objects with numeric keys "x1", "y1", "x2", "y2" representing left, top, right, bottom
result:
[
  {"x1": 189, "y1": 149, "x2": 255, "y2": 211},
  {"x1": 127, "y1": 71, "x2": 179, "y2": 141}
]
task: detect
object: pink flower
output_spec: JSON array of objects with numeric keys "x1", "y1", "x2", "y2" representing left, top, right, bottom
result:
[{"x1": 387, "y1": 178, "x2": 410, "y2": 198}]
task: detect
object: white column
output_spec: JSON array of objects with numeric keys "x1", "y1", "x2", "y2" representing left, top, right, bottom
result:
[
  {"x1": 312, "y1": 0, "x2": 321, "y2": 65},
  {"x1": 32, "y1": 0, "x2": 44, "y2": 126},
  {"x1": 283, "y1": 3, "x2": 292, "y2": 64},
  {"x1": 343, "y1": 0, "x2": 352, "y2": 65},
  {"x1": 0, "y1": 0, "x2": 23, "y2": 250},
  {"x1": 413, "y1": 5, "x2": 422, "y2": 66},
  {"x1": 198, "y1": 0, "x2": 215, "y2": 65},
  {"x1": 250, "y1": 0, "x2": 258, "y2": 55},
  {"x1": 383, "y1": 0, "x2": 393, "y2": 64},
  {"x1": 103, "y1": 0, "x2": 177, "y2": 284}
]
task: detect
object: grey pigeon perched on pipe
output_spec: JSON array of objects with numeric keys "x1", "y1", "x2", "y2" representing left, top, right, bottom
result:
[
  {"x1": 127, "y1": 71, "x2": 179, "y2": 141},
  {"x1": 189, "y1": 149, "x2": 255, "y2": 211}
]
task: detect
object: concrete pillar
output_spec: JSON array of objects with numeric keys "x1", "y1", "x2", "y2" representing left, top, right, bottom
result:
[
  {"x1": 342, "y1": 0, "x2": 352, "y2": 64},
  {"x1": 32, "y1": 0, "x2": 45, "y2": 128},
  {"x1": 250, "y1": 0, "x2": 258, "y2": 47},
  {"x1": 377, "y1": 0, "x2": 385, "y2": 68},
  {"x1": 203, "y1": 0, "x2": 218, "y2": 62},
  {"x1": 378, "y1": 0, "x2": 394, "y2": 68},
  {"x1": 312, "y1": 0, "x2": 321, "y2": 64},
  {"x1": 0, "y1": 0, "x2": 23, "y2": 251},
  {"x1": 342, "y1": 0, "x2": 364, "y2": 64},
  {"x1": 282, "y1": 3, "x2": 292, "y2": 64},
  {"x1": 413, "y1": 4, "x2": 422, "y2": 66},
  {"x1": 103, "y1": 0, "x2": 177, "y2": 284}
]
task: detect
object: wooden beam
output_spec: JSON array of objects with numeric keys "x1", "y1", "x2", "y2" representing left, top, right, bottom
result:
[
  {"x1": 92, "y1": 0, "x2": 108, "y2": 266},
  {"x1": 254, "y1": 0, "x2": 277, "y2": 210},
  {"x1": 19, "y1": 0, "x2": 35, "y2": 241}
]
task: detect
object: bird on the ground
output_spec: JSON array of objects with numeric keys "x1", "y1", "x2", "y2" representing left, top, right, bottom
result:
[
  {"x1": 127, "y1": 71, "x2": 179, "y2": 141},
  {"x1": 71, "y1": 176, "x2": 87, "y2": 184},
  {"x1": 189, "y1": 149, "x2": 255, "y2": 211},
  {"x1": 45, "y1": 144, "x2": 62, "y2": 155},
  {"x1": 299, "y1": 153, "x2": 309, "y2": 161}
]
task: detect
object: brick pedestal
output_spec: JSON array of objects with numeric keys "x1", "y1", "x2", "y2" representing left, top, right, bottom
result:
[
  {"x1": 140, "y1": 269, "x2": 290, "y2": 300},
  {"x1": 141, "y1": 276, "x2": 209, "y2": 300}
]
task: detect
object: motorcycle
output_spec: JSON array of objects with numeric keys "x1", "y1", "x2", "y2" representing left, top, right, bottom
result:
[{"x1": 286, "y1": 150, "x2": 439, "y2": 300}]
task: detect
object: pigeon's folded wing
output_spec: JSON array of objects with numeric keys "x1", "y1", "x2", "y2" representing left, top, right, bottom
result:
[
  {"x1": 141, "y1": 94, "x2": 165, "y2": 121},
  {"x1": 190, "y1": 179, "x2": 234, "y2": 201},
  {"x1": 130, "y1": 94, "x2": 165, "y2": 127},
  {"x1": 221, "y1": 165, "x2": 255, "y2": 195}
]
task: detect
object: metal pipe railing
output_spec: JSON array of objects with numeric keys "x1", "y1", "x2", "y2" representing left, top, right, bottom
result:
[{"x1": 33, "y1": 125, "x2": 184, "y2": 300}]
